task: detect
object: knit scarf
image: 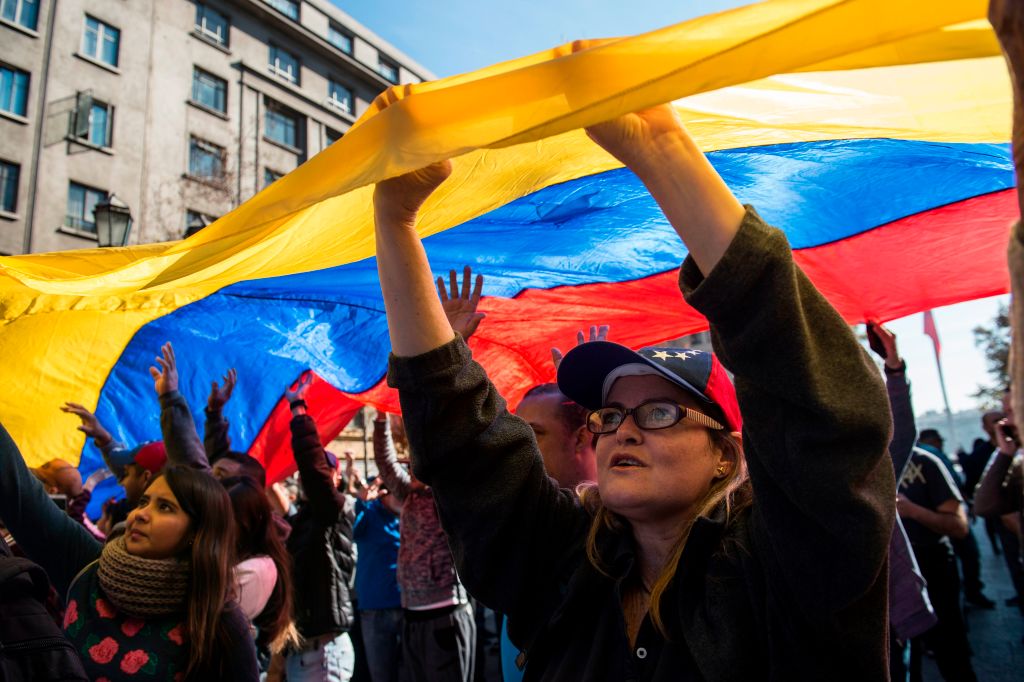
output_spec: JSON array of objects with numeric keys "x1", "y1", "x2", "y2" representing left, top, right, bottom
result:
[{"x1": 98, "y1": 536, "x2": 190, "y2": 617}]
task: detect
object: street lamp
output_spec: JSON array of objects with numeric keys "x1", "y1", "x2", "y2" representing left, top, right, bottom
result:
[{"x1": 93, "y1": 194, "x2": 133, "y2": 247}]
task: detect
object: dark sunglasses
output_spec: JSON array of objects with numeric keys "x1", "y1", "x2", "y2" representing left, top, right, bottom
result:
[{"x1": 586, "y1": 399, "x2": 725, "y2": 434}]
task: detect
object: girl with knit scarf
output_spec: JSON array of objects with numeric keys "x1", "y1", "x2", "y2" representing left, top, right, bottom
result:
[{"x1": 0, "y1": 422, "x2": 259, "y2": 680}]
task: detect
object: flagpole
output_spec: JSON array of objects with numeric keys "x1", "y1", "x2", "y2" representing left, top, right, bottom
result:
[
  {"x1": 924, "y1": 310, "x2": 959, "y2": 451},
  {"x1": 931, "y1": 343, "x2": 959, "y2": 451}
]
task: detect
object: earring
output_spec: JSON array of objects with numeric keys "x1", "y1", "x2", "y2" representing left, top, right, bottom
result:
[{"x1": 715, "y1": 465, "x2": 727, "y2": 477}]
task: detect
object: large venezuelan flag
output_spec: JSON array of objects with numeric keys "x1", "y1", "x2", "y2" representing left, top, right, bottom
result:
[{"x1": 0, "y1": 0, "x2": 1013, "y2": 496}]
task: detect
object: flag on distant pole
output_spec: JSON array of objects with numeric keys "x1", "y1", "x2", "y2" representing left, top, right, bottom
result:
[
  {"x1": 923, "y1": 310, "x2": 958, "y2": 450},
  {"x1": 923, "y1": 309, "x2": 942, "y2": 356}
]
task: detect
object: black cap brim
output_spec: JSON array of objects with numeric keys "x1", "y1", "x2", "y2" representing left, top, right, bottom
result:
[{"x1": 556, "y1": 341, "x2": 711, "y2": 410}]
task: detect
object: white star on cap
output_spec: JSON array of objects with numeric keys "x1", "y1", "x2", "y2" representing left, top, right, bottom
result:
[
  {"x1": 651, "y1": 350, "x2": 673, "y2": 361},
  {"x1": 674, "y1": 350, "x2": 698, "y2": 359}
]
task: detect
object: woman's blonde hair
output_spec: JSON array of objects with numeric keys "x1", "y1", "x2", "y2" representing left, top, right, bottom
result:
[{"x1": 578, "y1": 428, "x2": 750, "y2": 636}]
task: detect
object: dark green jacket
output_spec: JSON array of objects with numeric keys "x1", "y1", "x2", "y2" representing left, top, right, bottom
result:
[{"x1": 388, "y1": 208, "x2": 895, "y2": 681}]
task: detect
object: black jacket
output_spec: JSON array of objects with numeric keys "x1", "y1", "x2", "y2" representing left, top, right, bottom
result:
[
  {"x1": 388, "y1": 209, "x2": 895, "y2": 681},
  {"x1": 286, "y1": 414, "x2": 355, "y2": 638}
]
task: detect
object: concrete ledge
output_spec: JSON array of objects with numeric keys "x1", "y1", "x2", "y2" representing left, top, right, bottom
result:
[
  {"x1": 187, "y1": 99, "x2": 230, "y2": 121},
  {"x1": 73, "y1": 52, "x2": 121, "y2": 75},
  {"x1": 0, "y1": 17, "x2": 39, "y2": 39}
]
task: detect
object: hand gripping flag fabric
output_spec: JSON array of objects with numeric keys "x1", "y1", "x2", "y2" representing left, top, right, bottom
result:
[{"x1": 0, "y1": 0, "x2": 1013, "y2": 497}]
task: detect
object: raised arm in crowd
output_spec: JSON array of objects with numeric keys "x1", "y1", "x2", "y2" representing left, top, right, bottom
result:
[{"x1": 371, "y1": 83, "x2": 893, "y2": 680}]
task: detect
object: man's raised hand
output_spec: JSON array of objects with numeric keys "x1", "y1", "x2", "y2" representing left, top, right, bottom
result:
[
  {"x1": 438, "y1": 266, "x2": 485, "y2": 340},
  {"x1": 285, "y1": 371, "x2": 314, "y2": 406},
  {"x1": 866, "y1": 321, "x2": 903, "y2": 370},
  {"x1": 61, "y1": 401, "x2": 113, "y2": 448},
  {"x1": 208, "y1": 368, "x2": 237, "y2": 411},
  {"x1": 148, "y1": 342, "x2": 179, "y2": 396},
  {"x1": 551, "y1": 325, "x2": 609, "y2": 371}
]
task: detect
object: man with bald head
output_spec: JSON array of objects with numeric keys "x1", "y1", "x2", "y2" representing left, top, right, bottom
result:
[{"x1": 514, "y1": 384, "x2": 596, "y2": 489}]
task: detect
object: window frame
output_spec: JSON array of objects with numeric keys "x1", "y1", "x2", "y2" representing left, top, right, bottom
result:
[
  {"x1": 0, "y1": 158, "x2": 20, "y2": 214},
  {"x1": 81, "y1": 15, "x2": 121, "y2": 68},
  {"x1": 65, "y1": 180, "x2": 107, "y2": 234},
  {"x1": 0, "y1": 63, "x2": 29, "y2": 117},
  {"x1": 377, "y1": 57, "x2": 398, "y2": 84},
  {"x1": 263, "y1": 167, "x2": 283, "y2": 188},
  {"x1": 188, "y1": 135, "x2": 226, "y2": 183},
  {"x1": 1, "y1": 0, "x2": 40, "y2": 32},
  {"x1": 268, "y1": 44, "x2": 300, "y2": 85},
  {"x1": 194, "y1": 3, "x2": 229, "y2": 47},
  {"x1": 327, "y1": 79, "x2": 352, "y2": 115},
  {"x1": 85, "y1": 99, "x2": 113, "y2": 147},
  {"x1": 327, "y1": 23, "x2": 352, "y2": 54},
  {"x1": 263, "y1": 98, "x2": 302, "y2": 150},
  {"x1": 184, "y1": 209, "x2": 216, "y2": 236},
  {"x1": 68, "y1": 93, "x2": 114, "y2": 148},
  {"x1": 191, "y1": 66, "x2": 227, "y2": 114},
  {"x1": 267, "y1": 0, "x2": 299, "y2": 21}
]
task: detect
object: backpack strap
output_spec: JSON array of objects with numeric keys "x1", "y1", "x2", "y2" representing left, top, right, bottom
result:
[
  {"x1": 64, "y1": 560, "x2": 99, "y2": 605},
  {"x1": 0, "y1": 556, "x2": 51, "y2": 602}
]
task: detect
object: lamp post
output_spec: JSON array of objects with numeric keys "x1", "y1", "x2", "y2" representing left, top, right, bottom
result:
[{"x1": 92, "y1": 194, "x2": 133, "y2": 247}]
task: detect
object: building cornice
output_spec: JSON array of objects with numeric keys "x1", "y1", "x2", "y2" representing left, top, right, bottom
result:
[
  {"x1": 227, "y1": 0, "x2": 429, "y2": 92},
  {"x1": 235, "y1": 59, "x2": 358, "y2": 127}
]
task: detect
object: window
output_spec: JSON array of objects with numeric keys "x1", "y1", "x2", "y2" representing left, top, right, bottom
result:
[
  {"x1": 378, "y1": 57, "x2": 398, "y2": 84},
  {"x1": 0, "y1": 64, "x2": 29, "y2": 117},
  {"x1": 184, "y1": 209, "x2": 215, "y2": 236},
  {"x1": 264, "y1": 99, "x2": 301, "y2": 149},
  {"x1": 0, "y1": 160, "x2": 18, "y2": 213},
  {"x1": 268, "y1": 45, "x2": 299, "y2": 84},
  {"x1": 191, "y1": 67, "x2": 226, "y2": 113},
  {"x1": 327, "y1": 80, "x2": 352, "y2": 115},
  {"x1": 267, "y1": 0, "x2": 299, "y2": 21},
  {"x1": 194, "y1": 4, "x2": 229, "y2": 46},
  {"x1": 1, "y1": 0, "x2": 39, "y2": 31},
  {"x1": 325, "y1": 127, "x2": 342, "y2": 146},
  {"x1": 263, "y1": 167, "x2": 282, "y2": 187},
  {"x1": 66, "y1": 181, "x2": 106, "y2": 233},
  {"x1": 188, "y1": 136, "x2": 225, "y2": 181},
  {"x1": 71, "y1": 96, "x2": 113, "y2": 147},
  {"x1": 327, "y1": 24, "x2": 352, "y2": 54},
  {"x1": 82, "y1": 15, "x2": 120, "y2": 68}
]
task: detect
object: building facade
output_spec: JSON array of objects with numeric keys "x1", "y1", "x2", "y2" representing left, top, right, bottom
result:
[{"x1": 0, "y1": 0, "x2": 432, "y2": 254}]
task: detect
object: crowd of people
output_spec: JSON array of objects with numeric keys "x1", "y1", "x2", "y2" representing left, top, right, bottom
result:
[{"x1": 4, "y1": 6, "x2": 1024, "y2": 680}]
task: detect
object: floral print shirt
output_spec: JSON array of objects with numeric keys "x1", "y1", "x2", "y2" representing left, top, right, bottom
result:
[{"x1": 64, "y1": 562, "x2": 186, "y2": 680}]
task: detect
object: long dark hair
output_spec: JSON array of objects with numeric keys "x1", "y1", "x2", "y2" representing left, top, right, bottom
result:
[
  {"x1": 224, "y1": 476, "x2": 299, "y2": 653},
  {"x1": 159, "y1": 466, "x2": 237, "y2": 675}
]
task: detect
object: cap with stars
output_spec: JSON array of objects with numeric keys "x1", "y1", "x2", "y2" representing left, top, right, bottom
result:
[{"x1": 556, "y1": 341, "x2": 742, "y2": 432}]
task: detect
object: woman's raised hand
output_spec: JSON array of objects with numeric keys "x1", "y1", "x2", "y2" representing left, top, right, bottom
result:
[
  {"x1": 148, "y1": 342, "x2": 179, "y2": 397},
  {"x1": 585, "y1": 105, "x2": 688, "y2": 173},
  {"x1": 437, "y1": 266, "x2": 485, "y2": 340},
  {"x1": 373, "y1": 160, "x2": 453, "y2": 229},
  {"x1": 208, "y1": 368, "x2": 237, "y2": 411}
]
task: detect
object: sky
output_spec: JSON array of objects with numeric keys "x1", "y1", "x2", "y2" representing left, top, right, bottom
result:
[
  {"x1": 330, "y1": 0, "x2": 1012, "y2": 417},
  {"x1": 333, "y1": 0, "x2": 748, "y2": 77}
]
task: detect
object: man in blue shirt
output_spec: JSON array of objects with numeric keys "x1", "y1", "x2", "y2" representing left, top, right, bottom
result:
[{"x1": 353, "y1": 476, "x2": 403, "y2": 682}]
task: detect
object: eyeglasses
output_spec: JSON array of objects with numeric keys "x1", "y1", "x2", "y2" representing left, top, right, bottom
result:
[{"x1": 586, "y1": 399, "x2": 725, "y2": 434}]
